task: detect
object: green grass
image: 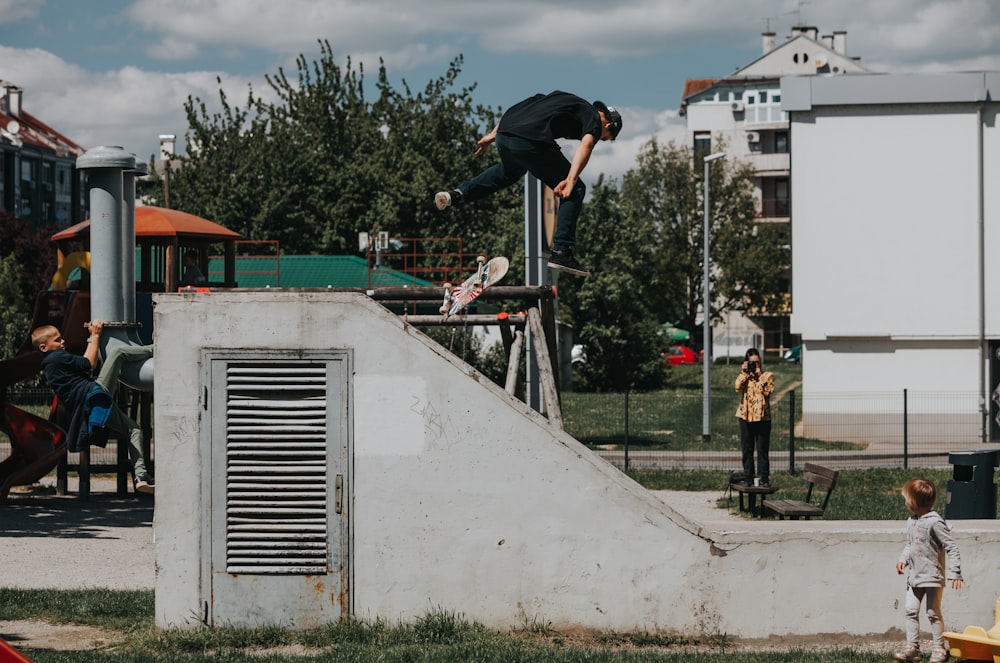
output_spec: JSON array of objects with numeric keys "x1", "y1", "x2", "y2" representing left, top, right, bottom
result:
[
  {"x1": 562, "y1": 363, "x2": 863, "y2": 452},
  {"x1": 628, "y1": 467, "x2": 956, "y2": 520},
  {"x1": 1, "y1": 590, "x2": 892, "y2": 661}
]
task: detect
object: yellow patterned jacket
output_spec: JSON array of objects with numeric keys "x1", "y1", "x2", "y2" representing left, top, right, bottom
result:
[{"x1": 735, "y1": 371, "x2": 774, "y2": 422}]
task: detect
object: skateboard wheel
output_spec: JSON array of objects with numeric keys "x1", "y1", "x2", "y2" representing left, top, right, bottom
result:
[
  {"x1": 443, "y1": 283, "x2": 452, "y2": 289},
  {"x1": 476, "y1": 255, "x2": 486, "y2": 264},
  {"x1": 439, "y1": 306, "x2": 448, "y2": 314}
]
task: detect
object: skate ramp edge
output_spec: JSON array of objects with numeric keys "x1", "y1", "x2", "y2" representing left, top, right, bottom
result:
[{"x1": 152, "y1": 291, "x2": 1000, "y2": 638}]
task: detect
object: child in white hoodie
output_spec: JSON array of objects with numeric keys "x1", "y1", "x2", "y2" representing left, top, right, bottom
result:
[{"x1": 894, "y1": 478, "x2": 963, "y2": 663}]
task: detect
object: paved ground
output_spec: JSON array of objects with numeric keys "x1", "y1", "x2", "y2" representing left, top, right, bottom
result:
[{"x1": 0, "y1": 477, "x2": 155, "y2": 590}]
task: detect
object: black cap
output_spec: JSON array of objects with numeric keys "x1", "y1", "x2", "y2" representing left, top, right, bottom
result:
[{"x1": 593, "y1": 101, "x2": 622, "y2": 139}]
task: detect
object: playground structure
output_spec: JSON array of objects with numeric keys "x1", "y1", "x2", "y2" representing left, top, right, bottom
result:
[
  {"x1": 6, "y1": 143, "x2": 1000, "y2": 641},
  {"x1": 945, "y1": 596, "x2": 1000, "y2": 661},
  {"x1": 0, "y1": 146, "x2": 156, "y2": 501}
]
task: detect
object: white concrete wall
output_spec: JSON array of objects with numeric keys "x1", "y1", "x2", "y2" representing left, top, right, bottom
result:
[
  {"x1": 153, "y1": 291, "x2": 1000, "y2": 638},
  {"x1": 787, "y1": 74, "x2": 999, "y2": 424},
  {"x1": 791, "y1": 104, "x2": 984, "y2": 345}
]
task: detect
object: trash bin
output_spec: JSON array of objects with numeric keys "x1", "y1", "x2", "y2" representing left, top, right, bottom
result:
[{"x1": 945, "y1": 449, "x2": 1000, "y2": 519}]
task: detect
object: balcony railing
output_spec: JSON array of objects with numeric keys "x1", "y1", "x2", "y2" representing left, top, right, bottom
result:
[
  {"x1": 745, "y1": 151, "x2": 790, "y2": 173},
  {"x1": 759, "y1": 198, "x2": 790, "y2": 218}
]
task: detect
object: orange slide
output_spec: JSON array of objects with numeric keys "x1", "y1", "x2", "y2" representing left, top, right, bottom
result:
[{"x1": 0, "y1": 291, "x2": 76, "y2": 504}]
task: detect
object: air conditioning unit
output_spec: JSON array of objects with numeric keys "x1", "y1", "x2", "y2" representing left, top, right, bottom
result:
[
  {"x1": 731, "y1": 101, "x2": 745, "y2": 112},
  {"x1": 746, "y1": 131, "x2": 760, "y2": 143}
]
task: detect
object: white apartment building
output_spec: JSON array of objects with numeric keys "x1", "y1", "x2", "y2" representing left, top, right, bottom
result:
[
  {"x1": 681, "y1": 26, "x2": 867, "y2": 357},
  {"x1": 784, "y1": 71, "x2": 1000, "y2": 445}
]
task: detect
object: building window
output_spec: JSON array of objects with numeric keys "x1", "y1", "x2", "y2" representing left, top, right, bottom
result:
[
  {"x1": 775, "y1": 131, "x2": 789, "y2": 153},
  {"x1": 694, "y1": 133, "x2": 711, "y2": 161}
]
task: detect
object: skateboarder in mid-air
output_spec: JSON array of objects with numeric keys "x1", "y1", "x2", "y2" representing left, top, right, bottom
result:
[{"x1": 435, "y1": 90, "x2": 622, "y2": 277}]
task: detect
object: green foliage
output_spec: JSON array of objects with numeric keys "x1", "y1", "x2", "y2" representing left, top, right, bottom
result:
[
  {"x1": 0, "y1": 254, "x2": 28, "y2": 358},
  {"x1": 559, "y1": 177, "x2": 664, "y2": 392},
  {"x1": 171, "y1": 42, "x2": 518, "y2": 261},
  {"x1": 620, "y1": 138, "x2": 788, "y2": 337},
  {"x1": 422, "y1": 326, "x2": 510, "y2": 388},
  {"x1": 0, "y1": 211, "x2": 58, "y2": 313}
]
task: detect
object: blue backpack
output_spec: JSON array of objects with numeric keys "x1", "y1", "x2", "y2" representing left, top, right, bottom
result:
[{"x1": 85, "y1": 385, "x2": 113, "y2": 448}]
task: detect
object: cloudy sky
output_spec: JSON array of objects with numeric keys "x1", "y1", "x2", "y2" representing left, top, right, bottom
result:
[{"x1": 1, "y1": 0, "x2": 998, "y2": 184}]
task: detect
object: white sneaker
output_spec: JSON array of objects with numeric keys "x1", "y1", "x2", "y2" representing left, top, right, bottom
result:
[{"x1": 434, "y1": 189, "x2": 462, "y2": 210}]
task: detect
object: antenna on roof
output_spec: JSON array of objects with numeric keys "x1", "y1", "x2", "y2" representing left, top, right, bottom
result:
[
  {"x1": 759, "y1": 15, "x2": 778, "y2": 33},
  {"x1": 787, "y1": 0, "x2": 811, "y2": 26}
]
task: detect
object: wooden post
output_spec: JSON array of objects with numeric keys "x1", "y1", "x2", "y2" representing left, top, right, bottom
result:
[
  {"x1": 165, "y1": 240, "x2": 179, "y2": 293},
  {"x1": 497, "y1": 311, "x2": 514, "y2": 358},
  {"x1": 527, "y1": 307, "x2": 562, "y2": 428},
  {"x1": 505, "y1": 330, "x2": 524, "y2": 396}
]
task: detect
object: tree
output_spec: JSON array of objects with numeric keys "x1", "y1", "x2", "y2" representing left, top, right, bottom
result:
[
  {"x1": 0, "y1": 254, "x2": 29, "y2": 359},
  {"x1": 171, "y1": 42, "x2": 521, "y2": 262},
  {"x1": 620, "y1": 138, "x2": 787, "y2": 340},
  {"x1": 0, "y1": 212, "x2": 58, "y2": 312},
  {"x1": 555, "y1": 177, "x2": 664, "y2": 392}
]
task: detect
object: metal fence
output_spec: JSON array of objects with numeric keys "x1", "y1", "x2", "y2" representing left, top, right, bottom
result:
[
  {"x1": 3, "y1": 387, "x2": 990, "y2": 474},
  {"x1": 563, "y1": 389, "x2": 988, "y2": 472}
]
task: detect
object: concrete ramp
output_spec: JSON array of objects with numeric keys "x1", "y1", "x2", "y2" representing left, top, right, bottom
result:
[{"x1": 153, "y1": 291, "x2": 1000, "y2": 638}]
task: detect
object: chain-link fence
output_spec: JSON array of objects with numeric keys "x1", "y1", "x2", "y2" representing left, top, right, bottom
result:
[
  {"x1": 563, "y1": 389, "x2": 988, "y2": 472},
  {"x1": 3, "y1": 387, "x2": 989, "y2": 474}
]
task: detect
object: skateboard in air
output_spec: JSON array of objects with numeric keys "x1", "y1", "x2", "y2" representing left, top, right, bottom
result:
[{"x1": 440, "y1": 255, "x2": 509, "y2": 318}]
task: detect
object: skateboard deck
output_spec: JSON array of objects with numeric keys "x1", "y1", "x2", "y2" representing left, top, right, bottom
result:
[{"x1": 441, "y1": 256, "x2": 509, "y2": 317}]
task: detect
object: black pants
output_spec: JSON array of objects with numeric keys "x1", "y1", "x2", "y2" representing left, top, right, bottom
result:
[{"x1": 739, "y1": 418, "x2": 771, "y2": 482}]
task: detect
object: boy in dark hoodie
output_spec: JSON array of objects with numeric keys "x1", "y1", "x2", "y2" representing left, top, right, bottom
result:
[{"x1": 33, "y1": 320, "x2": 154, "y2": 494}]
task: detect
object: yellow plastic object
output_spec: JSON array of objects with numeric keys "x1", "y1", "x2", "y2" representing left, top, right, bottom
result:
[
  {"x1": 51, "y1": 251, "x2": 91, "y2": 291},
  {"x1": 943, "y1": 597, "x2": 1000, "y2": 662}
]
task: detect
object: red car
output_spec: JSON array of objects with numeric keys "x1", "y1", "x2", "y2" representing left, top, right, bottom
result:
[{"x1": 664, "y1": 345, "x2": 698, "y2": 366}]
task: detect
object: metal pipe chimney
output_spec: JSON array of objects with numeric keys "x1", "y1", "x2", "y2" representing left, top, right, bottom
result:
[
  {"x1": 76, "y1": 145, "x2": 154, "y2": 391},
  {"x1": 122, "y1": 156, "x2": 146, "y2": 324}
]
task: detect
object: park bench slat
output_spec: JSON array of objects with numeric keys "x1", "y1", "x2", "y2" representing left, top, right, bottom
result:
[{"x1": 762, "y1": 463, "x2": 839, "y2": 520}]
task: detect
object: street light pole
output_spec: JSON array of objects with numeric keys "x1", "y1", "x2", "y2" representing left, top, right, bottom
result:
[{"x1": 702, "y1": 151, "x2": 727, "y2": 444}]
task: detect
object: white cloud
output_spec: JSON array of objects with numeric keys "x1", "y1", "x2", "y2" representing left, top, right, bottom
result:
[
  {"x1": 0, "y1": 0, "x2": 43, "y2": 26},
  {"x1": 579, "y1": 106, "x2": 688, "y2": 184},
  {"x1": 2, "y1": 0, "x2": 998, "y2": 183},
  {"x1": 145, "y1": 36, "x2": 201, "y2": 62},
  {"x1": 110, "y1": 0, "x2": 1000, "y2": 82},
  {"x1": 0, "y1": 45, "x2": 267, "y2": 160}
]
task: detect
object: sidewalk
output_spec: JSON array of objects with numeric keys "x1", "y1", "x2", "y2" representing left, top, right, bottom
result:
[{"x1": 0, "y1": 477, "x2": 154, "y2": 590}]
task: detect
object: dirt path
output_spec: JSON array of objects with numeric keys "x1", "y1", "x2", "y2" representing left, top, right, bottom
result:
[{"x1": 0, "y1": 620, "x2": 118, "y2": 652}]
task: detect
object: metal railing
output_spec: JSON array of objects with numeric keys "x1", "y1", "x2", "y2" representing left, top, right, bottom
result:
[{"x1": 562, "y1": 389, "x2": 986, "y2": 472}]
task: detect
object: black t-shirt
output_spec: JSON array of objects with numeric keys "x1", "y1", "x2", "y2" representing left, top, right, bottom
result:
[
  {"x1": 498, "y1": 91, "x2": 602, "y2": 146},
  {"x1": 42, "y1": 349, "x2": 95, "y2": 411}
]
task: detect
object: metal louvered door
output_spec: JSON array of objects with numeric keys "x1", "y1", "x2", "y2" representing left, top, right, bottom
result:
[{"x1": 206, "y1": 352, "x2": 350, "y2": 627}]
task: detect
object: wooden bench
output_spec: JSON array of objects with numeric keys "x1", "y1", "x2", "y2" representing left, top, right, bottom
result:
[{"x1": 763, "y1": 463, "x2": 839, "y2": 520}]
